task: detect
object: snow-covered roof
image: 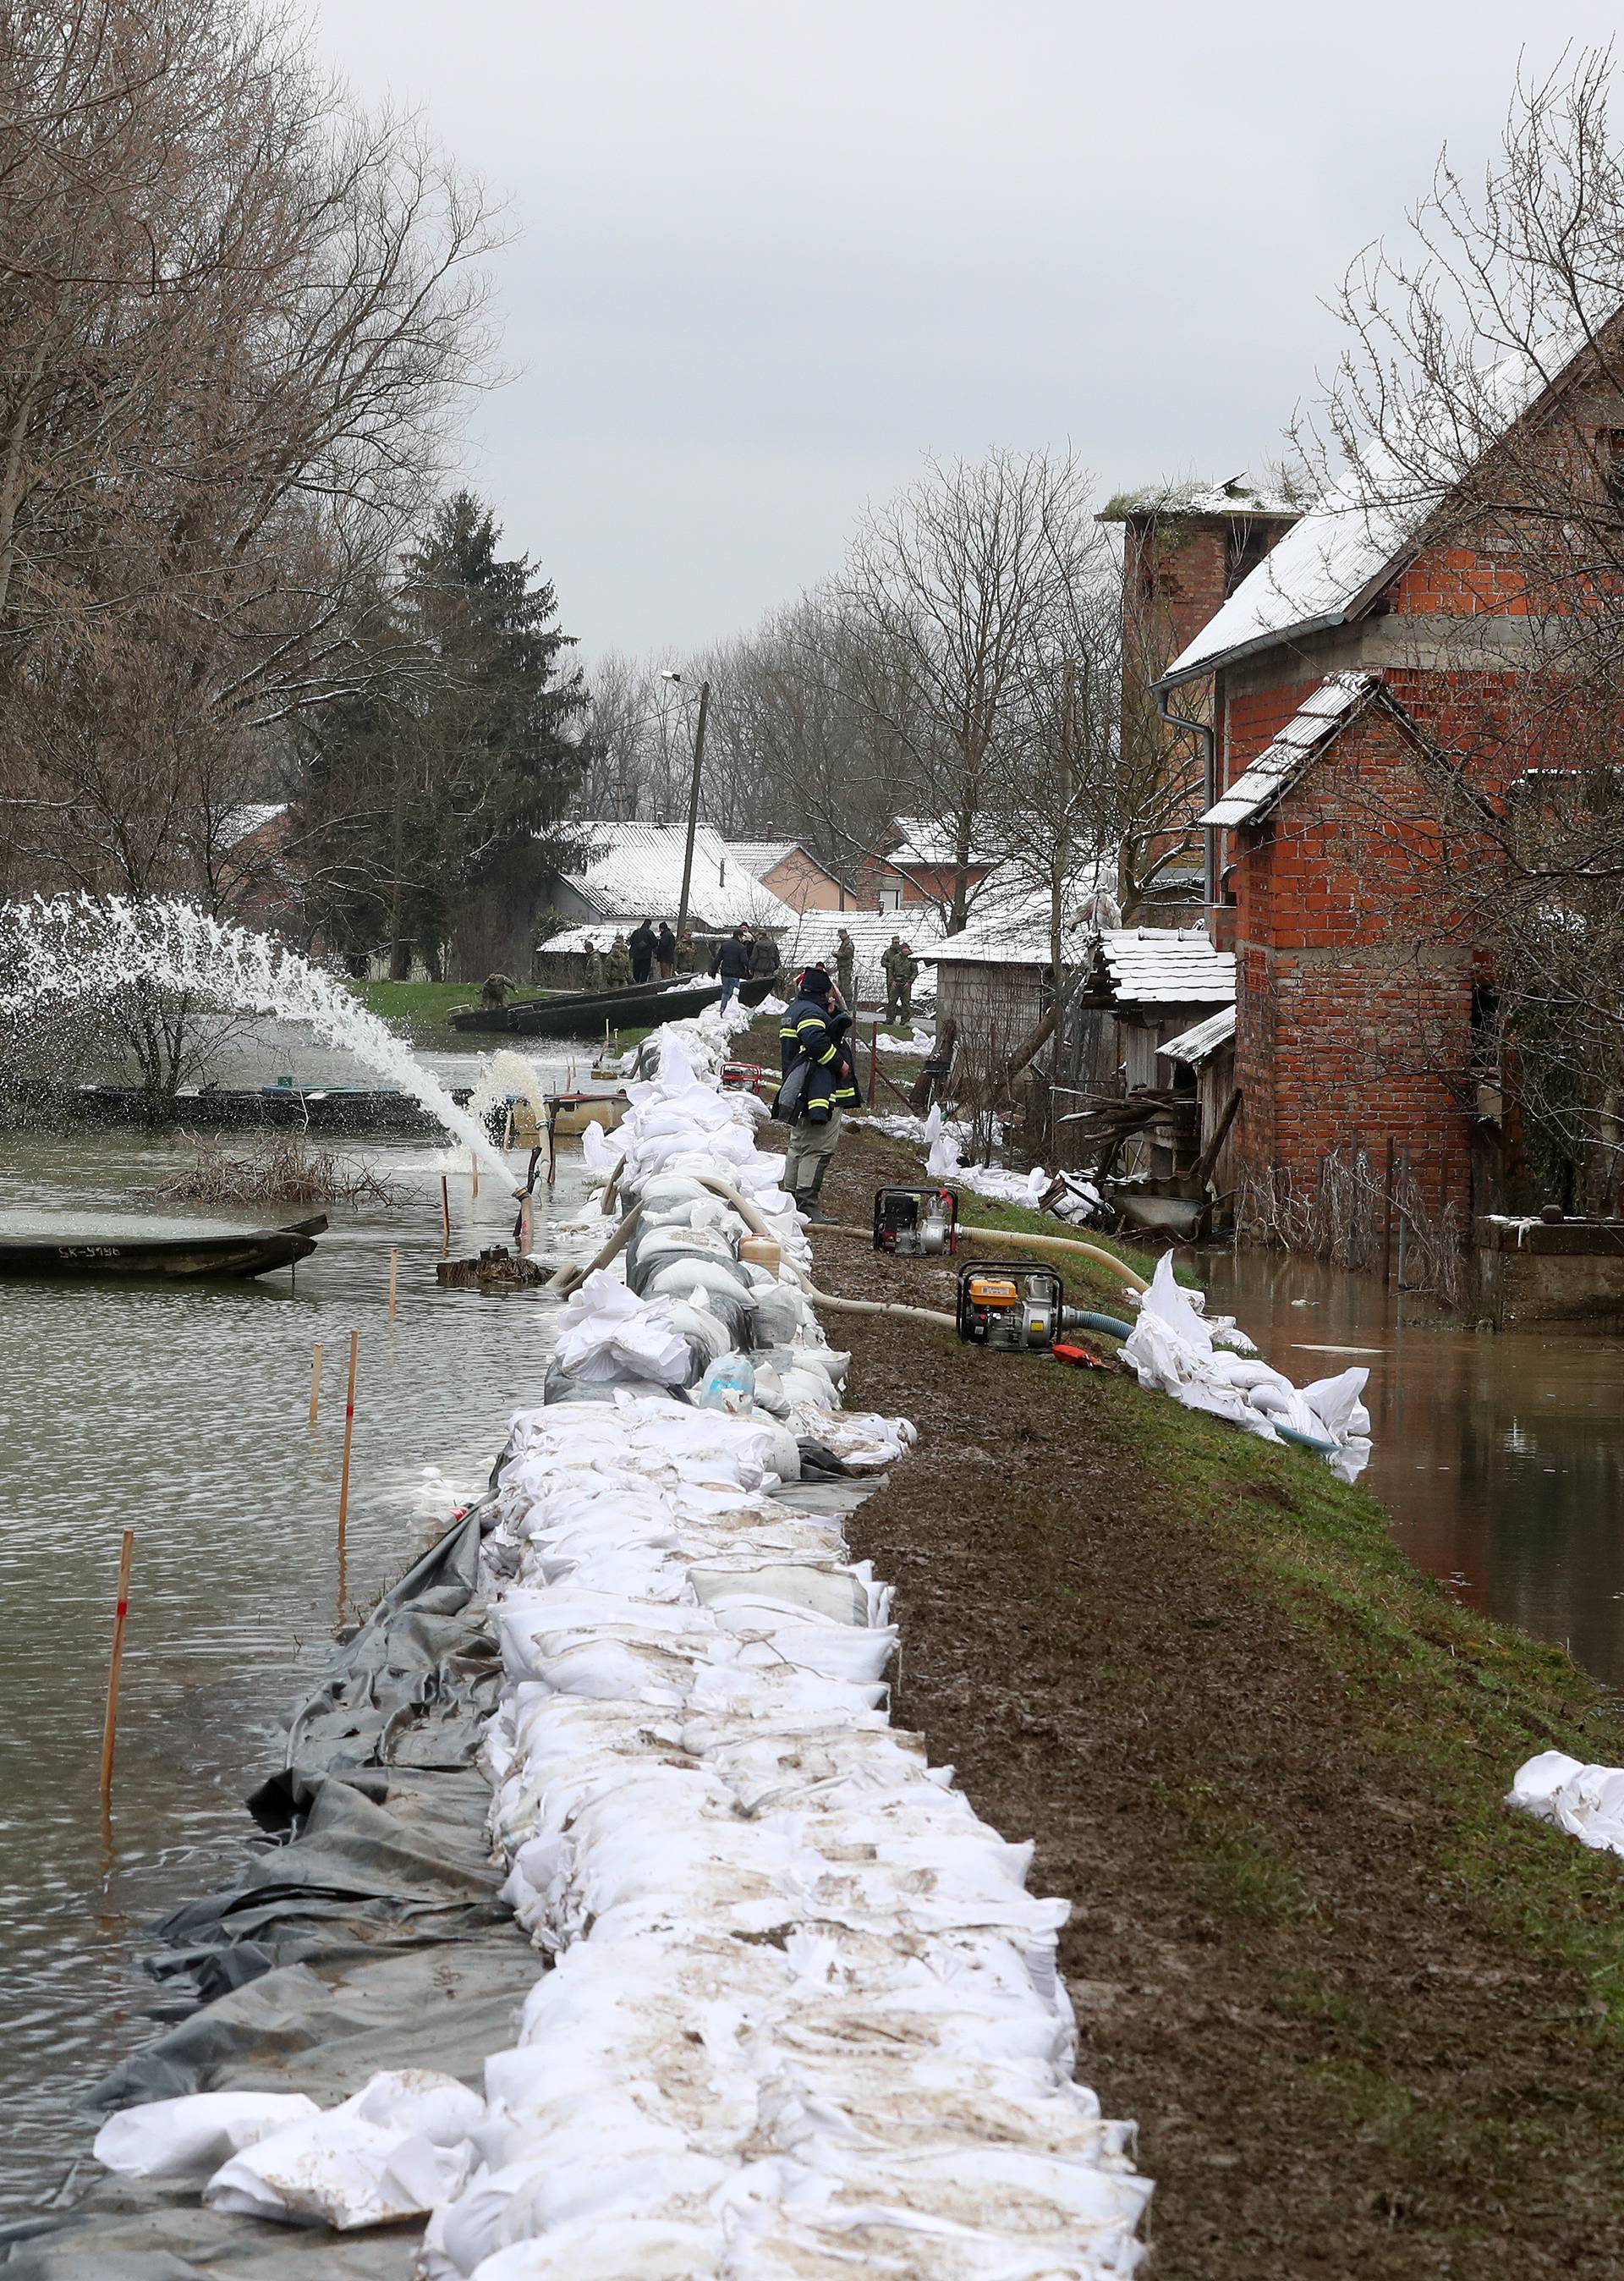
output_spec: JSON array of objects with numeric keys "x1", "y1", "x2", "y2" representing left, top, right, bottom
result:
[
  {"x1": 1096, "y1": 927, "x2": 1236, "y2": 1008},
  {"x1": 560, "y1": 823, "x2": 798, "y2": 932},
  {"x1": 1100, "y1": 475, "x2": 1301, "y2": 522},
  {"x1": 726, "y1": 839, "x2": 798, "y2": 880},
  {"x1": 218, "y1": 802, "x2": 288, "y2": 850},
  {"x1": 925, "y1": 897, "x2": 1095, "y2": 970},
  {"x1": 1161, "y1": 336, "x2": 1584, "y2": 686},
  {"x1": 775, "y1": 907, "x2": 945, "y2": 1003},
  {"x1": 1158, "y1": 1004, "x2": 1237, "y2": 1066},
  {"x1": 1199, "y1": 673, "x2": 1374, "y2": 827},
  {"x1": 884, "y1": 816, "x2": 1004, "y2": 871}
]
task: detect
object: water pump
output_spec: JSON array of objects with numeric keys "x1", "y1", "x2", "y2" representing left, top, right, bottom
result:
[
  {"x1": 955, "y1": 1261, "x2": 1067, "y2": 1353},
  {"x1": 873, "y1": 1185, "x2": 959, "y2": 1256}
]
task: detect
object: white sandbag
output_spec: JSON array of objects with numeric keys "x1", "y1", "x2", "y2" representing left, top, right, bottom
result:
[
  {"x1": 94, "y1": 2091, "x2": 320, "y2": 2182},
  {"x1": 688, "y1": 1563, "x2": 870, "y2": 1625},
  {"x1": 554, "y1": 1272, "x2": 694, "y2": 1387},
  {"x1": 1301, "y1": 1366, "x2": 1372, "y2": 1439},
  {"x1": 1508, "y1": 1750, "x2": 1624, "y2": 1855},
  {"x1": 643, "y1": 1257, "x2": 756, "y2": 1308},
  {"x1": 203, "y1": 2070, "x2": 481, "y2": 2230},
  {"x1": 579, "y1": 1119, "x2": 618, "y2": 1174}
]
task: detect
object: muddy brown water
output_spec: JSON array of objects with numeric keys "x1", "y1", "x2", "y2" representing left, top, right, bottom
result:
[
  {"x1": 1204, "y1": 1249, "x2": 1624, "y2": 1682},
  {"x1": 0, "y1": 1066, "x2": 590, "y2": 2210}
]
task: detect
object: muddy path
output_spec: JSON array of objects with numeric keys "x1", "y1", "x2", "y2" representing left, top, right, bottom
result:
[{"x1": 808, "y1": 1118, "x2": 1624, "y2": 2279}]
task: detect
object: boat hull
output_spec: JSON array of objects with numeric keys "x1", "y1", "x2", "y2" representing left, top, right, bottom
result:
[
  {"x1": 450, "y1": 972, "x2": 776, "y2": 1038},
  {"x1": 0, "y1": 1215, "x2": 328, "y2": 1281}
]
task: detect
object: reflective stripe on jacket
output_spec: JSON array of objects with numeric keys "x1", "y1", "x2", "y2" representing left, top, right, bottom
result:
[{"x1": 778, "y1": 993, "x2": 859, "y2": 1119}]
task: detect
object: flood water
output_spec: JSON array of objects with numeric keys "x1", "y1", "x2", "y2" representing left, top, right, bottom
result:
[
  {"x1": 1204, "y1": 1250, "x2": 1624, "y2": 1684},
  {"x1": 0, "y1": 1042, "x2": 590, "y2": 2209},
  {"x1": 5, "y1": 1047, "x2": 1624, "y2": 2211}
]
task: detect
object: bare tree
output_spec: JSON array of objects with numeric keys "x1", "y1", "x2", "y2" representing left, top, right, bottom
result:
[
  {"x1": 0, "y1": 0, "x2": 502, "y2": 913},
  {"x1": 841, "y1": 449, "x2": 1101, "y2": 931}
]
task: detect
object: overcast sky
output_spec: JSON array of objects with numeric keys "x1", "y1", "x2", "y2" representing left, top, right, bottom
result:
[{"x1": 315, "y1": 1, "x2": 1623, "y2": 663}]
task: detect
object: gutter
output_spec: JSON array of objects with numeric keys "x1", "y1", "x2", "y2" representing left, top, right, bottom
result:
[{"x1": 1155, "y1": 682, "x2": 1219, "y2": 910}]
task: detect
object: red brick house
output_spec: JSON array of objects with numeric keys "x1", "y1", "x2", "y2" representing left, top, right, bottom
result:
[
  {"x1": 856, "y1": 817, "x2": 1001, "y2": 915},
  {"x1": 1152, "y1": 346, "x2": 1620, "y2": 1225}
]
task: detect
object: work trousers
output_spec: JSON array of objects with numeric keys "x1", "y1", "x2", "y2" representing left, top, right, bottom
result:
[{"x1": 783, "y1": 1106, "x2": 843, "y2": 1195}]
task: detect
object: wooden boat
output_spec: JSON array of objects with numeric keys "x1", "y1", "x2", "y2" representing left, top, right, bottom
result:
[
  {"x1": 0, "y1": 1214, "x2": 328, "y2": 1281},
  {"x1": 449, "y1": 971, "x2": 777, "y2": 1038},
  {"x1": 549, "y1": 1091, "x2": 629, "y2": 1137}
]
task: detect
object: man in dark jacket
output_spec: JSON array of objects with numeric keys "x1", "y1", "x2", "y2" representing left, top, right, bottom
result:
[
  {"x1": 628, "y1": 918, "x2": 657, "y2": 985},
  {"x1": 655, "y1": 922, "x2": 677, "y2": 980},
  {"x1": 776, "y1": 965, "x2": 859, "y2": 1220},
  {"x1": 711, "y1": 925, "x2": 755, "y2": 1009}
]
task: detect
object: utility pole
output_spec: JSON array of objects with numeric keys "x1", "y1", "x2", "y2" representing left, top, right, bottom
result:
[
  {"x1": 674, "y1": 678, "x2": 711, "y2": 946},
  {"x1": 1053, "y1": 658, "x2": 1075, "y2": 985}
]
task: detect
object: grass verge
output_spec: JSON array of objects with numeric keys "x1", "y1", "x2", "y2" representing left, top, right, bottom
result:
[{"x1": 817, "y1": 1117, "x2": 1624, "y2": 2276}]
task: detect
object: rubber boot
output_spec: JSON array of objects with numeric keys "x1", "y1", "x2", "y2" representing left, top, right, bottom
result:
[{"x1": 801, "y1": 1155, "x2": 832, "y2": 1225}]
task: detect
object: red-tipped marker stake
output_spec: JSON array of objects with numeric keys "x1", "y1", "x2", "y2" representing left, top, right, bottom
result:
[{"x1": 99, "y1": 1530, "x2": 135, "y2": 1803}]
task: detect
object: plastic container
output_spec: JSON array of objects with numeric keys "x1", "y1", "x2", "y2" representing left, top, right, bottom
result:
[
  {"x1": 738, "y1": 1233, "x2": 782, "y2": 1273},
  {"x1": 697, "y1": 1356, "x2": 756, "y2": 1411}
]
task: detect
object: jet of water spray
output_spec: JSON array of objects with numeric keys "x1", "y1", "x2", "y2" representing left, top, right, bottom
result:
[{"x1": 0, "y1": 896, "x2": 514, "y2": 1184}]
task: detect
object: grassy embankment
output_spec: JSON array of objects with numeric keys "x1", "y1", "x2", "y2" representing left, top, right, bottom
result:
[{"x1": 808, "y1": 1111, "x2": 1624, "y2": 2274}]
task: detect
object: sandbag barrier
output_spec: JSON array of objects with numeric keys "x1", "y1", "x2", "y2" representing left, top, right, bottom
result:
[{"x1": 71, "y1": 1001, "x2": 1152, "y2": 2273}]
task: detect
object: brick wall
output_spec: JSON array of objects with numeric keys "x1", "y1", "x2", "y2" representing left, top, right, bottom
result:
[{"x1": 1229, "y1": 703, "x2": 1477, "y2": 1214}]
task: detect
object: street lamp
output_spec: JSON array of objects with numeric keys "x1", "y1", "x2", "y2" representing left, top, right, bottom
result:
[{"x1": 661, "y1": 670, "x2": 711, "y2": 947}]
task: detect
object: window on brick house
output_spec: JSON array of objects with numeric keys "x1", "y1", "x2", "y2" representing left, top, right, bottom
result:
[{"x1": 1223, "y1": 519, "x2": 1273, "y2": 596}]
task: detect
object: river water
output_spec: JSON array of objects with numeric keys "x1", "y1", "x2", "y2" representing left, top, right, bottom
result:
[
  {"x1": 1204, "y1": 1250, "x2": 1624, "y2": 1683},
  {"x1": 0, "y1": 1040, "x2": 591, "y2": 2210}
]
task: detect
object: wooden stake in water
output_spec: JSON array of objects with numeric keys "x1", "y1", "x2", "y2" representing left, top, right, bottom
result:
[
  {"x1": 308, "y1": 1340, "x2": 323, "y2": 1426},
  {"x1": 440, "y1": 1173, "x2": 452, "y2": 1254},
  {"x1": 470, "y1": 1150, "x2": 480, "y2": 1201},
  {"x1": 387, "y1": 1249, "x2": 398, "y2": 1319},
  {"x1": 99, "y1": 1530, "x2": 135, "y2": 1803},
  {"x1": 337, "y1": 1329, "x2": 359, "y2": 1556},
  {"x1": 502, "y1": 1106, "x2": 514, "y2": 1153}
]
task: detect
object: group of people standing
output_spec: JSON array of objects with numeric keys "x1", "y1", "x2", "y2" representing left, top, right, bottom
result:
[
  {"x1": 573, "y1": 920, "x2": 920, "y2": 1033},
  {"x1": 579, "y1": 920, "x2": 692, "y2": 992}
]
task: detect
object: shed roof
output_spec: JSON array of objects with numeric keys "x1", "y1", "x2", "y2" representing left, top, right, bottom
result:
[
  {"x1": 776, "y1": 906, "x2": 946, "y2": 1000},
  {"x1": 924, "y1": 895, "x2": 1094, "y2": 970},
  {"x1": 1199, "y1": 673, "x2": 1375, "y2": 827},
  {"x1": 560, "y1": 822, "x2": 797, "y2": 932},
  {"x1": 726, "y1": 839, "x2": 798, "y2": 879},
  {"x1": 1158, "y1": 1004, "x2": 1237, "y2": 1066},
  {"x1": 1096, "y1": 927, "x2": 1236, "y2": 1008}
]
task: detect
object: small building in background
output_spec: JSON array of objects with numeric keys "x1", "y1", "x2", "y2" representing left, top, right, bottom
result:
[
  {"x1": 528, "y1": 821, "x2": 798, "y2": 987},
  {"x1": 725, "y1": 839, "x2": 859, "y2": 913},
  {"x1": 856, "y1": 816, "x2": 1003, "y2": 915},
  {"x1": 1158, "y1": 1004, "x2": 1240, "y2": 1197}
]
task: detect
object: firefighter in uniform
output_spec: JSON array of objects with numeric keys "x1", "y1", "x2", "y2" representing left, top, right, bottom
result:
[{"x1": 776, "y1": 964, "x2": 859, "y2": 1222}]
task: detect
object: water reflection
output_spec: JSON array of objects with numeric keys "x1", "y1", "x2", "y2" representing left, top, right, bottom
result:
[
  {"x1": 0, "y1": 1069, "x2": 584, "y2": 2207},
  {"x1": 1204, "y1": 1250, "x2": 1624, "y2": 1681}
]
